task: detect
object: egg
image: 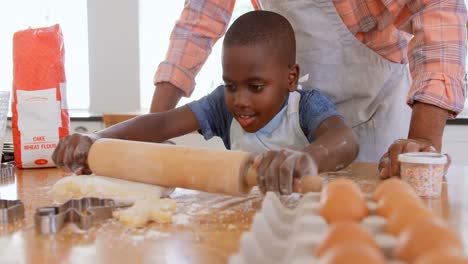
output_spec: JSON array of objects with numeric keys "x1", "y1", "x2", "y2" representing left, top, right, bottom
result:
[
  {"x1": 319, "y1": 244, "x2": 386, "y2": 264},
  {"x1": 384, "y1": 202, "x2": 434, "y2": 236},
  {"x1": 394, "y1": 218, "x2": 463, "y2": 263},
  {"x1": 319, "y1": 179, "x2": 368, "y2": 223},
  {"x1": 315, "y1": 221, "x2": 380, "y2": 257},
  {"x1": 322, "y1": 178, "x2": 357, "y2": 192},
  {"x1": 373, "y1": 177, "x2": 416, "y2": 202},
  {"x1": 375, "y1": 189, "x2": 422, "y2": 218},
  {"x1": 414, "y1": 249, "x2": 468, "y2": 264}
]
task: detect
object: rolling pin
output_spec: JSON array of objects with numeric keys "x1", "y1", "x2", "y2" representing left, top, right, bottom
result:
[{"x1": 87, "y1": 139, "x2": 322, "y2": 196}]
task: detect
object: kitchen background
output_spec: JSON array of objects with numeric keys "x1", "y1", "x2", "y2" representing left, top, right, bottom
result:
[{"x1": 0, "y1": 0, "x2": 467, "y2": 165}]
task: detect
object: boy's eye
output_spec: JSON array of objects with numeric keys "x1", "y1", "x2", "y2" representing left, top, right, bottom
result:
[
  {"x1": 249, "y1": 84, "x2": 264, "y2": 92},
  {"x1": 224, "y1": 84, "x2": 236, "y2": 92}
]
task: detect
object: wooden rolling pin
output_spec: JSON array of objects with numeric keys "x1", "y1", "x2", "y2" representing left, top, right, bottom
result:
[{"x1": 87, "y1": 139, "x2": 322, "y2": 196}]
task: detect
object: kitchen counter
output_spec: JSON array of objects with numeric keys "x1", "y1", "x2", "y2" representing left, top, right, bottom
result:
[{"x1": 0, "y1": 163, "x2": 467, "y2": 263}]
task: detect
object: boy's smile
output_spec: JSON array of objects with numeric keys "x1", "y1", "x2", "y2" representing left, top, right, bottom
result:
[
  {"x1": 236, "y1": 113, "x2": 257, "y2": 128},
  {"x1": 222, "y1": 44, "x2": 298, "y2": 133}
]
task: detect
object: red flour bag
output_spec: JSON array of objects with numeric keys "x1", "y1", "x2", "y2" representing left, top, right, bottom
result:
[{"x1": 12, "y1": 24, "x2": 70, "y2": 168}]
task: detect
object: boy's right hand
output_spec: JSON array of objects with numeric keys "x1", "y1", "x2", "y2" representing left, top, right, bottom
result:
[
  {"x1": 253, "y1": 149, "x2": 319, "y2": 195},
  {"x1": 52, "y1": 133, "x2": 101, "y2": 174}
]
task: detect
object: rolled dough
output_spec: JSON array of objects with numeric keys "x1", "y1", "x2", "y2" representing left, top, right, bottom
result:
[
  {"x1": 52, "y1": 175, "x2": 176, "y2": 228},
  {"x1": 52, "y1": 174, "x2": 174, "y2": 203}
]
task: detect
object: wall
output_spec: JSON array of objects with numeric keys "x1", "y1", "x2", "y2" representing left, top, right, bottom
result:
[
  {"x1": 87, "y1": 0, "x2": 140, "y2": 113},
  {"x1": 442, "y1": 125, "x2": 468, "y2": 166}
]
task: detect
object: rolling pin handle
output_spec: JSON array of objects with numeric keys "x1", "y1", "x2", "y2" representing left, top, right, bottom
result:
[
  {"x1": 245, "y1": 165, "x2": 257, "y2": 188},
  {"x1": 243, "y1": 163, "x2": 322, "y2": 193},
  {"x1": 292, "y1": 175, "x2": 322, "y2": 193}
]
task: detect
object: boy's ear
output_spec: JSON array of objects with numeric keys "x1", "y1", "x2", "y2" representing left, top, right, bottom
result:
[{"x1": 287, "y1": 64, "x2": 300, "y2": 92}]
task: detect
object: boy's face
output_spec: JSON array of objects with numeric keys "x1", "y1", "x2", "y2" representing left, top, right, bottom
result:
[{"x1": 222, "y1": 44, "x2": 298, "y2": 133}]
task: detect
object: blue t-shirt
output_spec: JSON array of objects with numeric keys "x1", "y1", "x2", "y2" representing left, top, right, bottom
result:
[{"x1": 187, "y1": 85, "x2": 341, "y2": 149}]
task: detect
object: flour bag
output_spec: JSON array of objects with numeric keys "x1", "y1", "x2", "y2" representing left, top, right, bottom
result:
[{"x1": 12, "y1": 24, "x2": 70, "y2": 168}]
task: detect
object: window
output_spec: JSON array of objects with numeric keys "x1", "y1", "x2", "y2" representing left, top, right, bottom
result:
[{"x1": 0, "y1": 0, "x2": 89, "y2": 109}]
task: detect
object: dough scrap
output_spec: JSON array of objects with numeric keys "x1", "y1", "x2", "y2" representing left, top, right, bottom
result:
[
  {"x1": 113, "y1": 198, "x2": 177, "y2": 228},
  {"x1": 52, "y1": 174, "x2": 174, "y2": 203},
  {"x1": 51, "y1": 175, "x2": 177, "y2": 228}
]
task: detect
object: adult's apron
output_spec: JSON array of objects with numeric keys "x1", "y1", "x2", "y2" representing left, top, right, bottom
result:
[{"x1": 258, "y1": 0, "x2": 412, "y2": 162}]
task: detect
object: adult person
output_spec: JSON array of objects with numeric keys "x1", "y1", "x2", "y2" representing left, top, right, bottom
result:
[{"x1": 151, "y1": 0, "x2": 467, "y2": 178}]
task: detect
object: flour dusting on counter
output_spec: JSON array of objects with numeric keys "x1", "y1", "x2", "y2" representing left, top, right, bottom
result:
[
  {"x1": 172, "y1": 213, "x2": 190, "y2": 226},
  {"x1": 145, "y1": 230, "x2": 170, "y2": 239}
]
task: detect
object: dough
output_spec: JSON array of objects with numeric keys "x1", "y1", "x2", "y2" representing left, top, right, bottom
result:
[
  {"x1": 52, "y1": 174, "x2": 174, "y2": 203},
  {"x1": 113, "y1": 198, "x2": 177, "y2": 228},
  {"x1": 52, "y1": 175, "x2": 177, "y2": 228}
]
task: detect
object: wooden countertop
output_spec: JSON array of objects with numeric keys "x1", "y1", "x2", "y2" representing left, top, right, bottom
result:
[{"x1": 0, "y1": 162, "x2": 467, "y2": 263}]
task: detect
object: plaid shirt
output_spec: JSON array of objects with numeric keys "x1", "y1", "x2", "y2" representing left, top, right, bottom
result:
[{"x1": 154, "y1": 0, "x2": 467, "y2": 117}]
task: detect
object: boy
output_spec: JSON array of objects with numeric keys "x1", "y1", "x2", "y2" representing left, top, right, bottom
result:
[{"x1": 52, "y1": 11, "x2": 359, "y2": 195}]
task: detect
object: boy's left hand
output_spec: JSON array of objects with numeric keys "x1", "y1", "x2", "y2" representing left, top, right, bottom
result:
[{"x1": 253, "y1": 149, "x2": 318, "y2": 195}]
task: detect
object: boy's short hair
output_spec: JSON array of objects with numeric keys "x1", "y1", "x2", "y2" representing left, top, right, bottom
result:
[{"x1": 223, "y1": 10, "x2": 296, "y2": 67}]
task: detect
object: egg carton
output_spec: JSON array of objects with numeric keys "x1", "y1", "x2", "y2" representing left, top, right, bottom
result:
[{"x1": 229, "y1": 192, "x2": 403, "y2": 264}]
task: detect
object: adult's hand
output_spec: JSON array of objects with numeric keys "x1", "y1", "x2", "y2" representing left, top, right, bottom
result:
[
  {"x1": 150, "y1": 82, "x2": 184, "y2": 113},
  {"x1": 379, "y1": 102, "x2": 451, "y2": 179},
  {"x1": 379, "y1": 138, "x2": 451, "y2": 178},
  {"x1": 379, "y1": 139, "x2": 432, "y2": 178}
]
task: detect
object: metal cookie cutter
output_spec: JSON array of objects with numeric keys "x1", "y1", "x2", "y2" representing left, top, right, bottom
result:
[
  {"x1": 34, "y1": 197, "x2": 131, "y2": 234},
  {"x1": 0, "y1": 162, "x2": 15, "y2": 184},
  {"x1": 0, "y1": 199, "x2": 25, "y2": 224}
]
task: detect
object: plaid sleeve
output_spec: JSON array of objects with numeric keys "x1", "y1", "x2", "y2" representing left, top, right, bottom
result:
[
  {"x1": 154, "y1": 0, "x2": 236, "y2": 97},
  {"x1": 334, "y1": 0, "x2": 467, "y2": 117},
  {"x1": 406, "y1": 0, "x2": 467, "y2": 117}
]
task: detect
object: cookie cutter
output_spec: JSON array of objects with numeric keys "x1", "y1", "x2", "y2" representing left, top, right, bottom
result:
[
  {"x1": 0, "y1": 199, "x2": 25, "y2": 224},
  {"x1": 34, "y1": 197, "x2": 132, "y2": 234},
  {"x1": 0, "y1": 162, "x2": 15, "y2": 184}
]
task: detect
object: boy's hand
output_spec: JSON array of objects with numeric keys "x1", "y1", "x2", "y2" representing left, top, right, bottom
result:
[
  {"x1": 253, "y1": 149, "x2": 318, "y2": 195},
  {"x1": 52, "y1": 133, "x2": 100, "y2": 174}
]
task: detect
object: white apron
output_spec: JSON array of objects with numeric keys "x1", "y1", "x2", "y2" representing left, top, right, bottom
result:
[
  {"x1": 230, "y1": 91, "x2": 309, "y2": 155},
  {"x1": 258, "y1": 0, "x2": 412, "y2": 162}
]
